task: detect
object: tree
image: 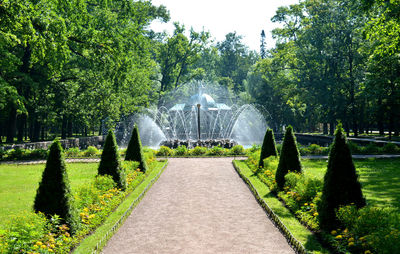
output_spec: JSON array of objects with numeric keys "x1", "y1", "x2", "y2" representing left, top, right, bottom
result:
[
  {"x1": 259, "y1": 128, "x2": 278, "y2": 168},
  {"x1": 34, "y1": 140, "x2": 78, "y2": 233},
  {"x1": 318, "y1": 124, "x2": 366, "y2": 230},
  {"x1": 125, "y1": 124, "x2": 148, "y2": 173},
  {"x1": 260, "y1": 30, "x2": 267, "y2": 59},
  {"x1": 98, "y1": 130, "x2": 126, "y2": 190},
  {"x1": 275, "y1": 126, "x2": 302, "y2": 190}
]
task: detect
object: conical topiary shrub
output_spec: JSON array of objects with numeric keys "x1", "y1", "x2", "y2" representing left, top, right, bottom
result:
[
  {"x1": 259, "y1": 128, "x2": 278, "y2": 168},
  {"x1": 275, "y1": 126, "x2": 302, "y2": 190},
  {"x1": 34, "y1": 140, "x2": 78, "y2": 233},
  {"x1": 318, "y1": 124, "x2": 366, "y2": 230},
  {"x1": 125, "y1": 124, "x2": 148, "y2": 173},
  {"x1": 98, "y1": 130, "x2": 126, "y2": 190}
]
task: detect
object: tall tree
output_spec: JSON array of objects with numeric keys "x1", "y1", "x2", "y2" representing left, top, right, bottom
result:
[{"x1": 260, "y1": 30, "x2": 267, "y2": 59}]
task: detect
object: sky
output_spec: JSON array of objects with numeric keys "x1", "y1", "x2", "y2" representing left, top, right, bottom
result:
[{"x1": 150, "y1": 0, "x2": 299, "y2": 52}]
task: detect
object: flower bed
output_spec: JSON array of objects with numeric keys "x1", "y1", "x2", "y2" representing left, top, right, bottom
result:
[{"x1": 0, "y1": 156, "x2": 163, "y2": 253}]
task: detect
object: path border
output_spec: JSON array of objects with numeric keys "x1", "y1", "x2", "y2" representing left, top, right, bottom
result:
[
  {"x1": 232, "y1": 160, "x2": 308, "y2": 254},
  {"x1": 90, "y1": 161, "x2": 169, "y2": 254}
]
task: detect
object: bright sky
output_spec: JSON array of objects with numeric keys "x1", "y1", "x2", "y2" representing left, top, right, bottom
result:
[{"x1": 150, "y1": 0, "x2": 299, "y2": 52}]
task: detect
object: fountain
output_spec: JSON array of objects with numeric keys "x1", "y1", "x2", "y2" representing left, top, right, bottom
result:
[{"x1": 114, "y1": 82, "x2": 268, "y2": 148}]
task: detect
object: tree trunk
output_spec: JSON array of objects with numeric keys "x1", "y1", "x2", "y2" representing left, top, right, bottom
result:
[
  {"x1": 6, "y1": 106, "x2": 17, "y2": 143},
  {"x1": 67, "y1": 117, "x2": 73, "y2": 137},
  {"x1": 17, "y1": 114, "x2": 26, "y2": 142},
  {"x1": 61, "y1": 115, "x2": 67, "y2": 139},
  {"x1": 323, "y1": 123, "x2": 328, "y2": 135},
  {"x1": 329, "y1": 122, "x2": 335, "y2": 135}
]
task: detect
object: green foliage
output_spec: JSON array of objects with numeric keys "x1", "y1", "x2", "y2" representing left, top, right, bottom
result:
[
  {"x1": 33, "y1": 140, "x2": 78, "y2": 233},
  {"x1": 336, "y1": 205, "x2": 400, "y2": 254},
  {"x1": 125, "y1": 125, "x2": 148, "y2": 173},
  {"x1": 275, "y1": 126, "x2": 302, "y2": 190},
  {"x1": 318, "y1": 124, "x2": 366, "y2": 231},
  {"x1": 189, "y1": 146, "x2": 207, "y2": 156},
  {"x1": 156, "y1": 146, "x2": 174, "y2": 156},
  {"x1": 259, "y1": 129, "x2": 278, "y2": 167},
  {"x1": 230, "y1": 145, "x2": 245, "y2": 155},
  {"x1": 98, "y1": 131, "x2": 126, "y2": 190},
  {"x1": 383, "y1": 142, "x2": 399, "y2": 153},
  {"x1": 174, "y1": 145, "x2": 188, "y2": 156},
  {"x1": 207, "y1": 145, "x2": 226, "y2": 156},
  {"x1": 83, "y1": 146, "x2": 99, "y2": 157},
  {"x1": 65, "y1": 147, "x2": 81, "y2": 157}
]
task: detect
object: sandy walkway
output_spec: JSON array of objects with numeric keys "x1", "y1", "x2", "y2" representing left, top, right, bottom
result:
[{"x1": 101, "y1": 158, "x2": 294, "y2": 254}]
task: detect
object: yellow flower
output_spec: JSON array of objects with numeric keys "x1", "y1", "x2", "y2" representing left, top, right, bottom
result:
[
  {"x1": 36, "y1": 241, "x2": 43, "y2": 246},
  {"x1": 304, "y1": 203, "x2": 308, "y2": 206},
  {"x1": 313, "y1": 212, "x2": 319, "y2": 216},
  {"x1": 48, "y1": 248, "x2": 53, "y2": 252},
  {"x1": 348, "y1": 237, "x2": 355, "y2": 242},
  {"x1": 40, "y1": 245, "x2": 47, "y2": 249},
  {"x1": 33, "y1": 245, "x2": 39, "y2": 250},
  {"x1": 331, "y1": 230, "x2": 337, "y2": 235},
  {"x1": 348, "y1": 242, "x2": 355, "y2": 247},
  {"x1": 335, "y1": 235, "x2": 343, "y2": 239},
  {"x1": 364, "y1": 251, "x2": 372, "y2": 254}
]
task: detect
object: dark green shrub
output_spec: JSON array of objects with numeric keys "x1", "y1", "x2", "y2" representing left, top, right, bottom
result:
[
  {"x1": 125, "y1": 125, "x2": 148, "y2": 172},
  {"x1": 348, "y1": 141, "x2": 362, "y2": 154},
  {"x1": 174, "y1": 145, "x2": 188, "y2": 156},
  {"x1": 29, "y1": 148, "x2": 48, "y2": 160},
  {"x1": 383, "y1": 142, "x2": 399, "y2": 153},
  {"x1": 318, "y1": 124, "x2": 366, "y2": 230},
  {"x1": 98, "y1": 130, "x2": 126, "y2": 190},
  {"x1": 33, "y1": 140, "x2": 78, "y2": 233},
  {"x1": 275, "y1": 126, "x2": 302, "y2": 190},
  {"x1": 363, "y1": 143, "x2": 379, "y2": 154},
  {"x1": 0, "y1": 148, "x2": 5, "y2": 160},
  {"x1": 248, "y1": 144, "x2": 260, "y2": 153},
  {"x1": 230, "y1": 145, "x2": 245, "y2": 155},
  {"x1": 84, "y1": 146, "x2": 99, "y2": 157},
  {"x1": 156, "y1": 146, "x2": 173, "y2": 156},
  {"x1": 259, "y1": 129, "x2": 278, "y2": 167}
]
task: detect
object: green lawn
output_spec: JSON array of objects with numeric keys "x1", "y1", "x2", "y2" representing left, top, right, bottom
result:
[
  {"x1": 302, "y1": 158, "x2": 400, "y2": 209},
  {"x1": 0, "y1": 163, "x2": 98, "y2": 226}
]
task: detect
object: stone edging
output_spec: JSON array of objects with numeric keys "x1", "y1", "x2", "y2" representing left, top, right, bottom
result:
[
  {"x1": 91, "y1": 161, "x2": 169, "y2": 254},
  {"x1": 232, "y1": 161, "x2": 308, "y2": 254}
]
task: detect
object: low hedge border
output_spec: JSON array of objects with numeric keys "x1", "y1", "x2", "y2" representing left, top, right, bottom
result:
[
  {"x1": 232, "y1": 160, "x2": 308, "y2": 254},
  {"x1": 90, "y1": 160, "x2": 168, "y2": 254}
]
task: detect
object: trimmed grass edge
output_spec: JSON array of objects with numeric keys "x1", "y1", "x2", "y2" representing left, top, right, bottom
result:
[
  {"x1": 232, "y1": 160, "x2": 309, "y2": 254},
  {"x1": 73, "y1": 160, "x2": 168, "y2": 254}
]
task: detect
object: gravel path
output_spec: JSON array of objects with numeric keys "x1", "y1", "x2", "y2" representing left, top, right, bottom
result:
[{"x1": 101, "y1": 158, "x2": 294, "y2": 254}]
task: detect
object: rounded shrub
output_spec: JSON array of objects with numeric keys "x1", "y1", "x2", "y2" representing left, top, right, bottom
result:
[
  {"x1": 318, "y1": 124, "x2": 366, "y2": 231},
  {"x1": 275, "y1": 126, "x2": 302, "y2": 190},
  {"x1": 98, "y1": 130, "x2": 126, "y2": 190},
  {"x1": 231, "y1": 145, "x2": 245, "y2": 155},
  {"x1": 34, "y1": 140, "x2": 78, "y2": 233},
  {"x1": 83, "y1": 146, "x2": 99, "y2": 157},
  {"x1": 125, "y1": 124, "x2": 148, "y2": 172},
  {"x1": 208, "y1": 145, "x2": 225, "y2": 156},
  {"x1": 190, "y1": 146, "x2": 207, "y2": 156},
  {"x1": 174, "y1": 145, "x2": 188, "y2": 156},
  {"x1": 383, "y1": 142, "x2": 399, "y2": 153},
  {"x1": 259, "y1": 129, "x2": 278, "y2": 167},
  {"x1": 157, "y1": 146, "x2": 173, "y2": 156},
  {"x1": 65, "y1": 147, "x2": 81, "y2": 157}
]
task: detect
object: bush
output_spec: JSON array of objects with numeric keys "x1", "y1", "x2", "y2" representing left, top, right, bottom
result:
[
  {"x1": 157, "y1": 146, "x2": 173, "y2": 156},
  {"x1": 248, "y1": 144, "x2": 260, "y2": 153},
  {"x1": 98, "y1": 130, "x2": 126, "y2": 190},
  {"x1": 125, "y1": 124, "x2": 148, "y2": 172},
  {"x1": 275, "y1": 126, "x2": 302, "y2": 190},
  {"x1": 259, "y1": 129, "x2": 278, "y2": 167},
  {"x1": 207, "y1": 145, "x2": 226, "y2": 156},
  {"x1": 29, "y1": 148, "x2": 48, "y2": 160},
  {"x1": 318, "y1": 124, "x2": 366, "y2": 230},
  {"x1": 174, "y1": 145, "x2": 188, "y2": 156},
  {"x1": 83, "y1": 146, "x2": 99, "y2": 157},
  {"x1": 383, "y1": 142, "x2": 399, "y2": 153},
  {"x1": 34, "y1": 140, "x2": 79, "y2": 234},
  {"x1": 65, "y1": 147, "x2": 81, "y2": 157},
  {"x1": 230, "y1": 145, "x2": 245, "y2": 155},
  {"x1": 189, "y1": 146, "x2": 207, "y2": 156},
  {"x1": 336, "y1": 205, "x2": 400, "y2": 254}
]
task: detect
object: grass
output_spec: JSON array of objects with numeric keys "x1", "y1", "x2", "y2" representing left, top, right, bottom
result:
[
  {"x1": 73, "y1": 160, "x2": 167, "y2": 253},
  {"x1": 0, "y1": 163, "x2": 98, "y2": 226},
  {"x1": 302, "y1": 158, "x2": 400, "y2": 209},
  {"x1": 233, "y1": 160, "x2": 329, "y2": 253}
]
